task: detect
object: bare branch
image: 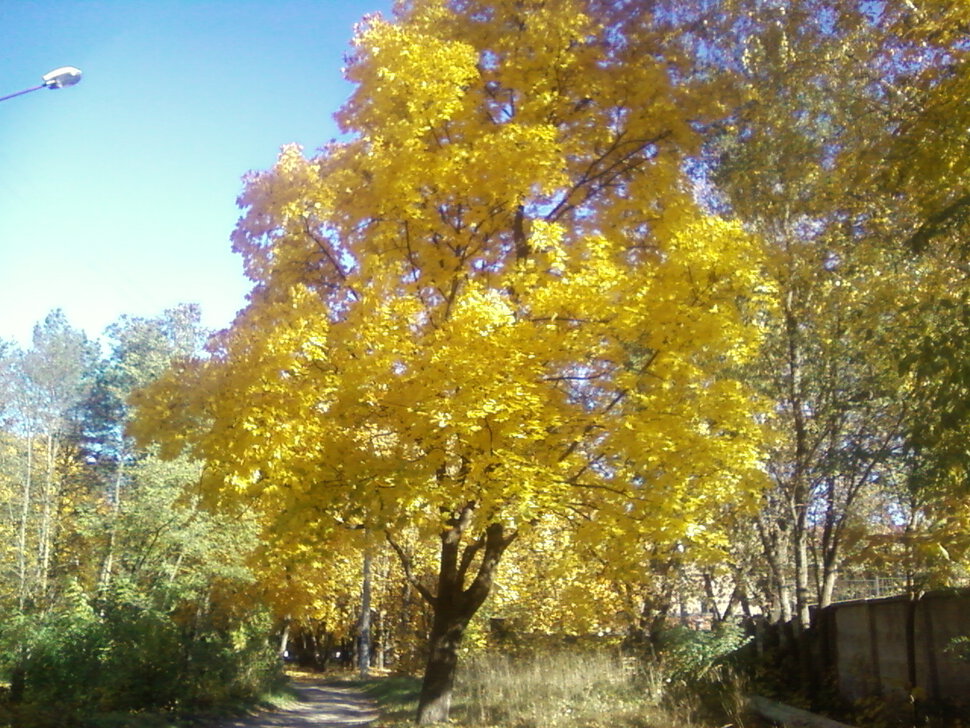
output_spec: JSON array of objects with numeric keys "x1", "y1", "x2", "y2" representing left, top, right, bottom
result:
[
  {"x1": 385, "y1": 531, "x2": 436, "y2": 606},
  {"x1": 301, "y1": 217, "x2": 362, "y2": 301}
]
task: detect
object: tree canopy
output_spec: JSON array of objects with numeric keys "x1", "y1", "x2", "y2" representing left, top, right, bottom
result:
[{"x1": 131, "y1": 0, "x2": 770, "y2": 721}]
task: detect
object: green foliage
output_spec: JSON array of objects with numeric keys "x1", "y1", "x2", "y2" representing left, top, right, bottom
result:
[
  {"x1": 631, "y1": 624, "x2": 750, "y2": 728},
  {"x1": 0, "y1": 306, "x2": 289, "y2": 727},
  {"x1": 654, "y1": 622, "x2": 751, "y2": 683},
  {"x1": 15, "y1": 582, "x2": 106, "y2": 711},
  {"x1": 0, "y1": 582, "x2": 283, "y2": 723}
]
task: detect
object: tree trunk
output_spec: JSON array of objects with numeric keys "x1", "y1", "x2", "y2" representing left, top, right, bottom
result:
[
  {"x1": 703, "y1": 572, "x2": 723, "y2": 622},
  {"x1": 17, "y1": 431, "x2": 34, "y2": 611},
  {"x1": 279, "y1": 617, "x2": 292, "y2": 659},
  {"x1": 782, "y1": 270, "x2": 812, "y2": 630},
  {"x1": 388, "y1": 505, "x2": 516, "y2": 725},
  {"x1": 417, "y1": 603, "x2": 470, "y2": 723},
  {"x1": 793, "y1": 509, "x2": 811, "y2": 627},
  {"x1": 786, "y1": 315, "x2": 812, "y2": 627},
  {"x1": 38, "y1": 432, "x2": 57, "y2": 604},
  {"x1": 819, "y1": 541, "x2": 840, "y2": 608},
  {"x1": 359, "y1": 550, "x2": 372, "y2": 678},
  {"x1": 375, "y1": 609, "x2": 386, "y2": 670},
  {"x1": 757, "y1": 514, "x2": 793, "y2": 623},
  {"x1": 98, "y1": 453, "x2": 125, "y2": 595}
]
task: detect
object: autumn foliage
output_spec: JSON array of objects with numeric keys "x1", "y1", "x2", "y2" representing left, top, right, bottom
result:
[
  {"x1": 131, "y1": 0, "x2": 768, "y2": 721},
  {"x1": 6, "y1": 0, "x2": 970, "y2": 725}
]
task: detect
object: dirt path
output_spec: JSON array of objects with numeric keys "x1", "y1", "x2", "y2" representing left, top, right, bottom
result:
[{"x1": 217, "y1": 678, "x2": 380, "y2": 728}]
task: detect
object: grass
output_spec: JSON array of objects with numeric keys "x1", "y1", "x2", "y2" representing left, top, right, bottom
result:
[
  {"x1": 356, "y1": 649, "x2": 748, "y2": 728},
  {"x1": 2, "y1": 653, "x2": 745, "y2": 727},
  {"x1": 353, "y1": 674, "x2": 423, "y2": 725},
  {"x1": 456, "y1": 650, "x2": 672, "y2": 728}
]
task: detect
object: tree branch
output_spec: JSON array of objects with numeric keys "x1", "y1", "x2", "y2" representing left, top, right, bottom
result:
[
  {"x1": 904, "y1": 193, "x2": 970, "y2": 253},
  {"x1": 301, "y1": 217, "x2": 361, "y2": 301},
  {"x1": 385, "y1": 532, "x2": 436, "y2": 606},
  {"x1": 457, "y1": 535, "x2": 486, "y2": 587},
  {"x1": 463, "y1": 522, "x2": 518, "y2": 611},
  {"x1": 544, "y1": 131, "x2": 671, "y2": 222}
]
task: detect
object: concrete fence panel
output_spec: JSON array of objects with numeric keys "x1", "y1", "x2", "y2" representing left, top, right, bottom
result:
[{"x1": 817, "y1": 589, "x2": 970, "y2": 709}]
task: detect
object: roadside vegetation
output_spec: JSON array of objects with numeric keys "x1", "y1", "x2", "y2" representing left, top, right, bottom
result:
[
  {"x1": 358, "y1": 629, "x2": 751, "y2": 728},
  {"x1": 0, "y1": 583, "x2": 289, "y2": 728}
]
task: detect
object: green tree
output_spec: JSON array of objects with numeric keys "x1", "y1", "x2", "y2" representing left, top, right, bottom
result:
[
  {"x1": 78, "y1": 304, "x2": 207, "y2": 593},
  {"x1": 0, "y1": 307, "x2": 283, "y2": 718},
  {"x1": 1, "y1": 311, "x2": 99, "y2": 613},
  {"x1": 692, "y1": 0, "x2": 925, "y2": 623}
]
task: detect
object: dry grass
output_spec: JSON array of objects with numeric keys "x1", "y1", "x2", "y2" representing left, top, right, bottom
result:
[
  {"x1": 453, "y1": 650, "x2": 675, "y2": 728},
  {"x1": 360, "y1": 649, "x2": 743, "y2": 728}
]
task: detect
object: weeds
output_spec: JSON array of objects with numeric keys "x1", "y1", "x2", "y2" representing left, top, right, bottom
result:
[
  {"x1": 361, "y1": 646, "x2": 749, "y2": 728},
  {"x1": 455, "y1": 650, "x2": 650, "y2": 727}
]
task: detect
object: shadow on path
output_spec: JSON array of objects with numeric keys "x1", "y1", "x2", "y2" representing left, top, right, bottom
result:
[{"x1": 219, "y1": 680, "x2": 379, "y2": 727}]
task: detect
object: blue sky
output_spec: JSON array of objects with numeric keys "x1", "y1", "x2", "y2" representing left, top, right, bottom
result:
[{"x1": 0, "y1": 0, "x2": 391, "y2": 347}]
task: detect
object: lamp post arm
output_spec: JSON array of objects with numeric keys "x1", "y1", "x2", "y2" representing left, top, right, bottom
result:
[{"x1": 0, "y1": 84, "x2": 45, "y2": 103}]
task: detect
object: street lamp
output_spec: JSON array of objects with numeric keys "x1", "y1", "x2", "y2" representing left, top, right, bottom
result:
[{"x1": 0, "y1": 66, "x2": 82, "y2": 103}]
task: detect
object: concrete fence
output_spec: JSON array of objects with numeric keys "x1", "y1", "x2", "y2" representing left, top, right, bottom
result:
[{"x1": 810, "y1": 589, "x2": 970, "y2": 708}]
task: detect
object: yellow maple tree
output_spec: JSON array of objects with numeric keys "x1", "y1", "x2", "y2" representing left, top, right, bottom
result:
[{"x1": 132, "y1": 1, "x2": 769, "y2": 721}]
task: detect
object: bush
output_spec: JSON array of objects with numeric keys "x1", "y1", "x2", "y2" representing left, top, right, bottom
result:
[
  {"x1": 654, "y1": 621, "x2": 751, "y2": 683},
  {"x1": 648, "y1": 622, "x2": 752, "y2": 725},
  {"x1": 0, "y1": 582, "x2": 283, "y2": 725}
]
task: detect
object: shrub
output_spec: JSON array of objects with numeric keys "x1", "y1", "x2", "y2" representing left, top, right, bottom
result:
[
  {"x1": 654, "y1": 621, "x2": 751, "y2": 683},
  {"x1": 649, "y1": 622, "x2": 752, "y2": 725},
  {"x1": 0, "y1": 582, "x2": 283, "y2": 724}
]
